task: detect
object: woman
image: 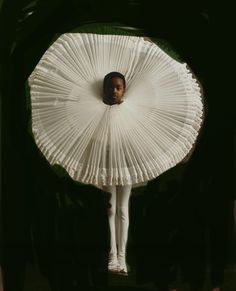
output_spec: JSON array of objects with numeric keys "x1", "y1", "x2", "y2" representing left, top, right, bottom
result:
[{"x1": 28, "y1": 32, "x2": 203, "y2": 280}]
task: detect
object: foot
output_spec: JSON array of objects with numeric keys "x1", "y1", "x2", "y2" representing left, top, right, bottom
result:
[
  {"x1": 108, "y1": 253, "x2": 118, "y2": 273},
  {"x1": 117, "y1": 256, "x2": 128, "y2": 276},
  {"x1": 117, "y1": 268, "x2": 128, "y2": 276}
]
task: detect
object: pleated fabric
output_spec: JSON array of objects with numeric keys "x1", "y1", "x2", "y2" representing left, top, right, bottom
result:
[{"x1": 29, "y1": 33, "x2": 203, "y2": 188}]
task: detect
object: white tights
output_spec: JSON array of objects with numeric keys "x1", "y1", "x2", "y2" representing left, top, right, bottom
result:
[{"x1": 103, "y1": 185, "x2": 132, "y2": 267}]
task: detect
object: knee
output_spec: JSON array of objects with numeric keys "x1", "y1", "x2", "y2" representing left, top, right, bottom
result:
[
  {"x1": 108, "y1": 205, "x2": 116, "y2": 217},
  {"x1": 117, "y1": 206, "x2": 129, "y2": 220}
]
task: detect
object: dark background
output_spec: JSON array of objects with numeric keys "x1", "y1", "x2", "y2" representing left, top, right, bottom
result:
[{"x1": 1, "y1": 1, "x2": 235, "y2": 291}]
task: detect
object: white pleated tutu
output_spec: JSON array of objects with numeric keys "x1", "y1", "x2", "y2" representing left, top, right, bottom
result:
[{"x1": 29, "y1": 33, "x2": 203, "y2": 188}]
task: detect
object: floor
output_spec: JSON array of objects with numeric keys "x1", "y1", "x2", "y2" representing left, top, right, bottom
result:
[{"x1": 22, "y1": 263, "x2": 236, "y2": 291}]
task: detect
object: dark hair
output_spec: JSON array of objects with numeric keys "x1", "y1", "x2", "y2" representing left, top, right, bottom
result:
[{"x1": 103, "y1": 71, "x2": 126, "y2": 92}]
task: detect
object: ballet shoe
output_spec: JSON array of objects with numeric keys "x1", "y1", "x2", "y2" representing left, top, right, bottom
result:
[
  {"x1": 108, "y1": 254, "x2": 119, "y2": 273},
  {"x1": 117, "y1": 267, "x2": 128, "y2": 276},
  {"x1": 117, "y1": 256, "x2": 128, "y2": 276}
]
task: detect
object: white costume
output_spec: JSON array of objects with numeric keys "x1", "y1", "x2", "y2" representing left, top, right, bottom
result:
[{"x1": 28, "y1": 33, "x2": 203, "y2": 274}]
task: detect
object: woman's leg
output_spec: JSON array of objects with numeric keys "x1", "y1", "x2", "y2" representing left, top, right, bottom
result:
[
  {"x1": 104, "y1": 185, "x2": 117, "y2": 256},
  {"x1": 103, "y1": 186, "x2": 118, "y2": 269},
  {"x1": 116, "y1": 185, "x2": 132, "y2": 272}
]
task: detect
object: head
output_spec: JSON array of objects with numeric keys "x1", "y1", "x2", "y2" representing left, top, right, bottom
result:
[{"x1": 103, "y1": 72, "x2": 126, "y2": 105}]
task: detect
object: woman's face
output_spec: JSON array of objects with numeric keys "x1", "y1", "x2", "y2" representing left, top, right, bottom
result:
[{"x1": 103, "y1": 77, "x2": 125, "y2": 105}]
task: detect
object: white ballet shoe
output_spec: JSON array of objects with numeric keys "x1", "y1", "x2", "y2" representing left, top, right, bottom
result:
[
  {"x1": 117, "y1": 256, "x2": 128, "y2": 276},
  {"x1": 117, "y1": 264, "x2": 128, "y2": 276},
  {"x1": 108, "y1": 254, "x2": 119, "y2": 273}
]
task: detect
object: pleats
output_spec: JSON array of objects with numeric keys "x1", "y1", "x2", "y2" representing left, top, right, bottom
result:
[{"x1": 29, "y1": 33, "x2": 203, "y2": 188}]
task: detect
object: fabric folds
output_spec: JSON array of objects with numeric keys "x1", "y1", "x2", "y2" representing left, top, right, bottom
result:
[{"x1": 29, "y1": 33, "x2": 203, "y2": 188}]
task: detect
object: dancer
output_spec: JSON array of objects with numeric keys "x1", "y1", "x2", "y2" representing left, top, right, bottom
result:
[{"x1": 28, "y1": 32, "x2": 204, "y2": 280}]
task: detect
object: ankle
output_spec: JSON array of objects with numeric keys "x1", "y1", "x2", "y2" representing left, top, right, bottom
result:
[{"x1": 109, "y1": 251, "x2": 117, "y2": 258}]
